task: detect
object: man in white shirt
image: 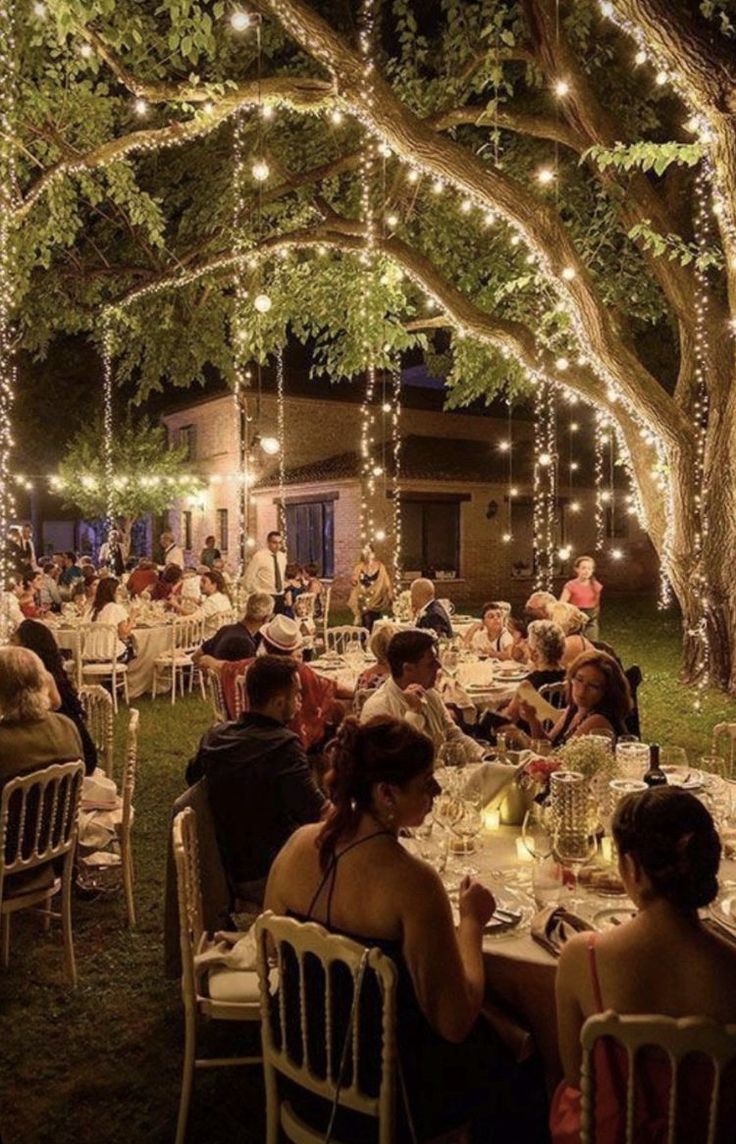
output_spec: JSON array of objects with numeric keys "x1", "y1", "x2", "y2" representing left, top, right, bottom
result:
[
  {"x1": 160, "y1": 531, "x2": 184, "y2": 568},
  {"x1": 243, "y1": 530, "x2": 287, "y2": 613},
  {"x1": 199, "y1": 569, "x2": 232, "y2": 636},
  {"x1": 360, "y1": 629, "x2": 483, "y2": 763}
]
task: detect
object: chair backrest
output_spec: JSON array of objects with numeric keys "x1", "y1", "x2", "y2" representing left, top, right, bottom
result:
[
  {"x1": 172, "y1": 808, "x2": 204, "y2": 1006},
  {"x1": 171, "y1": 614, "x2": 204, "y2": 653},
  {"x1": 255, "y1": 911, "x2": 398, "y2": 1140},
  {"x1": 0, "y1": 761, "x2": 84, "y2": 890},
  {"x1": 539, "y1": 681, "x2": 567, "y2": 709},
  {"x1": 233, "y1": 673, "x2": 247, "y2": 718},
  {"x1": 205, "y1": 669, "x2": 227, "y2": 724},
  {"x1": 121, "y1": 709, "x2": 140, "y2": 838},
  {"x1": 295, "y1": 592, "x2": 316, "y2": 619},
  {"x1": 79, "y1": 684, "x2": 115, "y2": 777},
  {"x1": 321, "y1": 583, "x2": 332, "y2": 635},
  {"x1": 326, "y1": 625, "x2": 369, "y2": 656},
  {"x1": 712, "y1": 723, "x2": 736, "y2": 779},
  {"x1": 80, "y1": 622, "x2": 118, "y2": 663},
  {"x1": 217, "y1": 608, "x2": 236, "y2": 629},
  {"x1": 580, "y1": 1010, "x2": 736, "y2": 1144}
]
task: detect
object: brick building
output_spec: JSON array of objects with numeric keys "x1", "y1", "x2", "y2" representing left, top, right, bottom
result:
[{"x1": 162, "y1": 379, "x2": 657, "y2": 607}]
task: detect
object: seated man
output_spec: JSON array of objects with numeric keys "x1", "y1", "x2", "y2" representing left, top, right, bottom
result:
[
  {"x1": 186, "y1": 655, "x2": 325, "y2": 904},
  {"x1": 194, "y1": 590, "x2": 273, "y2": 664},
  {"x1": 198, "y1": 568, "x2": 232, "y2": 636},
  {"x1": 360, "y1": 630, "x2": 483, "y2": 763},
  {"x1": 410, "y1": 577, "x2": 453, "y2": 639},
  {"x1": 199, "y1": 615, "x2": 348, "y2": 752}
]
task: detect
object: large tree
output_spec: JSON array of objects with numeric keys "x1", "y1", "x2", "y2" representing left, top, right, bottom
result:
[{"x1": 11, "y1": 0, "x2": 736, "y2": 686}]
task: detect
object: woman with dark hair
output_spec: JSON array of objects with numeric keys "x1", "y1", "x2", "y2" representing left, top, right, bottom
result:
[
  {"x1": 265, "y1": 715, "x2": 519, "y2": 1141},
  {"x1": 15, "y1": 619, "x2": 97, "y2": 774},
  {"x1": 517, "y1": 649, "x2": 631, "y2": 747},
  {"x1": 552, "y1": 787, "x2": 736, "y2": 1142},
  {"x1": 89, "y1": 577, "x2": 131, "y2": 660},
  {"x1": 151, "y1": 562, "x2": 183, "y2": 605}
]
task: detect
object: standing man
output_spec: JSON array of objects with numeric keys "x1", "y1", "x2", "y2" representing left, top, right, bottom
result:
[
  {"x1": 99, "y1": 529, "x2": 125, "y2": 577},
  {"x1": 160, "y1": 531, "x2": 184, "y2": 568},
  {"x1": 20, "y1": 524, "x2": 37, "y2": 571},
  {"x1": 243, "y1": 530, "x2": 287, "y2": 614}
]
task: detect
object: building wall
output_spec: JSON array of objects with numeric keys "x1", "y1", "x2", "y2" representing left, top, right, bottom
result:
[{"x1": 162, "y1": 391, "x2": 657, "y2": 603}]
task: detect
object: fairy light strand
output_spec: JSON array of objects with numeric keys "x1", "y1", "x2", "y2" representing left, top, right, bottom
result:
[
  {"x1": 276, "y1": 343, "x2": 286, "y2": 541},
  {"x1": 357, "y1": 0, "x2": 379, "y2": 544},
  {"x1": 0, "y1": 0, "x2": 16, "y2": 590},
  {"x1": 391, "y1": 359, "x2": 402, "y2": 594},
  {"x1": 101, "y1": 313, "x2": 115, "y2": 555}
]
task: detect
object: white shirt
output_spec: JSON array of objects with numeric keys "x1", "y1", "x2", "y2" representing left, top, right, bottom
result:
[
  {"x1": 0, "y1": 592, "x2": 23, "y2": 631},
  {"x1": 200, "y1": 591, "x2": 231, "y2": 636},
  {"x1": 181, "y1": 575, "x2": 201, "y2": 603},
  {"x1": 360, "y1": 676, "x2": 483, "y2": 763},
  {"x1": 163, "y1": 544, "x2": 184, "y2": 568},
  {"x1": 243, "y1": 548, "x2": 286, "y2": 595},
  {"x1": 87, "y1": 601, "x2": 129, "y2": 659},
  {"x1": 470, "y1": 627, "x2": 514, "y2": 656}
]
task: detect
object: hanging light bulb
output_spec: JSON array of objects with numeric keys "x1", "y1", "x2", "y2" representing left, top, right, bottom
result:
[
  {"x1": 509, "y1": 486, "x2": 519, "y2": 498},
  {"x1": 79, "y1": 42, "x2": 93, "y2": 59},
  {"x1": 382, "y1": 402, "x2": 391, "y2": 413},
  {"x1": 460, "y1": 198, "x2": 472, "y2": 213},
  {"x1": 655, "y1": 71, "x2": 668, "y2": 86},
  {"x1": 377, "y1": 143, "x2": 392, "y2": 158},
  {"x1": 498, "y1": 440, "x2": 510, "y2": 452},
  {"x1": 561, "y1": 266, "x2": 576, "y2": 281},
  {"x1": 431, "y1": 179, "x2": 444, "y2": 194},
  {"x1": 406, "y1": 168, "x2": 419, "y2": 183},
  {"x1": 373, "y1": 465, "x2": 384, "y2": 477},
  {"x1": 558, "y1": 546, "x2": 572, "y2": 560},
  {"x1": 502, "y1": 532, "x2": 512, "y2": 544},
  {"x1": 254, "y1": 293, "x2": 272, "y2": 313},
  {"x1": 251, "y1": 158, "x2": 270, "y2": 181},
  {"x1": 329, "y1": 109, "x2": 344, "y2": 125},
  {"x1": 385, "y1": 213, "x2": 399, "y2": 228},
  {"x1": 539, "y1": 452, "x2": 552, "y2": 467},
  {"x1": 536, "y1": 167, "x2": 555, "y2": 186},
  {"x1": 230, "y1": 9, "x2": 252, "y2": 31},
  {"x1": 260, "y1": 436, "x2": 280, "y2": 456},
  {"x1": 555, "y1": 356, "x2": 570, "y2": 371},
  {"x1": 569, "y1": 500, "x2": 581, "y2": 512},
  {"x1": 635, "y1": 49, "x2": 647, "y2": 65},
  {"x1": 374, "y1": 529, "x2": 386, "y2": 542},
  {"x1": 553, "y1": 79, "x2": 570, "y2": 97},
  {"x1": 611, "y1": 547, "x2": 623, "y2": 560},
  {"x1": 133, "y1": 98, "x2": 148, "y2": 117},
  {"x1": 261, "y1": 104, "x2": 274, "y2": 120}
]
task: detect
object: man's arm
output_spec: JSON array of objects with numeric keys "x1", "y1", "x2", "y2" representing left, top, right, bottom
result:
[{"x1": 278, "y1": 741, "x2": 326, "y2": 823}]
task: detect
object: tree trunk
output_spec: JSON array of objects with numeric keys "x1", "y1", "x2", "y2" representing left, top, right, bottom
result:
[{"x1": 121, "y1": 515, "x2": 135, "y2": 561}]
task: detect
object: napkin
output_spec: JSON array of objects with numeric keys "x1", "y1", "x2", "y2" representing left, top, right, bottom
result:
[
  {"x1": 438, "y1": 677, "x2": 477, "y2": 724},
  {"x1": 516, "y1": 681, "x2": 559, "y2": 723},
  {"x1": 531, "y1": 904, "x2": 594, "y2": 957},
  {"x1": 194, "y1": 927, "x2": 257, "y2": 971},
  {"x1": 461, "y1": 751, "x2": 534, "y2": 808}
]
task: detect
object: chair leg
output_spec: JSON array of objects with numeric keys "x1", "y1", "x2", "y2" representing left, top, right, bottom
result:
[
  {"x1": 122, "y1": 671, "x2": 129, "y2": 707},
  {"x1": 171, "y1": 665, "x2": 177, "y2": 705},
  {"x1": 198, "y1": 668, "x2": 206, "y2": 701},
  {"x1": 175, "y1": 1004, "x2": 197, "y2": 1144},
  {"x1": 42, "y1": 897, "x2": 52, "y2": 933},
  {"x1": 60, "y1": 854, "x2": 77, "y2": 988},
  {"x1": 123, "y1": 840, "x2": 136, "y2": 928},
  {"x1": 111, "y1": 672, "x2": 119, "y2": 715},
  {"x1": 1, "y1": 912, "x2": 10, "y2": 969},
  {"x1": 264, "y1": 1062, "x2": 280, "y2": 1144}
]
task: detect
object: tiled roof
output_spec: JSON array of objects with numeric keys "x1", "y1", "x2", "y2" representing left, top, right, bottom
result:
[{"x1": 255, "y1": 434, "x2": 534, "y2": 488}]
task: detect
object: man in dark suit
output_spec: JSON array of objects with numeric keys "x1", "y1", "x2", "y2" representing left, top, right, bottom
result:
[{"x1": 410, "y1": 577, "x2": 453, "y2": 638}]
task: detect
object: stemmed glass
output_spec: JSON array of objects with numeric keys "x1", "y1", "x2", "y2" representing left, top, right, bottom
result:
[
  {"x1": 521, "y1": 804, "x2": 555, "y2": 862},
  {"x1": 553, "y1": 823, "x2": 598, "y2": 913}
]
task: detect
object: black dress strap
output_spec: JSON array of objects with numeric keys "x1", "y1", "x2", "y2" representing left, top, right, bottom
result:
[{"x1": 305, "y1": 830, "x2": 393, "y2": 926}]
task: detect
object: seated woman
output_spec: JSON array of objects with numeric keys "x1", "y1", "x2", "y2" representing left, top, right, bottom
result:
[
  {"x1": 265, "y1": 715, "x2": 514, "y2": 1141},
  {"x1": 550, "y1": 602, "x2": 595, "y2": 667},
  {"x1": 355, "y1": 621, "x2": 399, "y2": 694},
  {"x1": 495, "y1": 620, "x2": 566, "y2": 731},
  {"x1": 86, "y1": 577, "x2": 131, "y2": 661},
  {"x1": 552, "y1": 787, "x2": 736, "y2": 1143},
  {"x1": 516, "y1": 649, "x2": 631, "y2": 748},
  {"x1": 0, "y1": 646, "x2": 83, "y2": 788},
  {"x1": 507, "y1": 616, "x2": 530, "y2": 665},
  {"x1": 126, "y1": 558, "x2": 158, "y2": 598},
  {"x1": 18, "y1": 571, "x2": 45, "y2": 618},
  {"x1": 283, "y1": 562, "x2": 304, "y2": 616},
  {"x1": 15, "y1": 619, "x2": 97, "y2": 774},
  {"x1": 464, "y1": 601, "x2": 514, "y2": 659}
]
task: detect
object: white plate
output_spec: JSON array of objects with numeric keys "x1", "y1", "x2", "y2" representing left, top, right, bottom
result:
[
  {"x1": 710, "y1": 893, "x2": 736, "y2": 931},
  {"x1": 661, "y1": 766, "x2": 703, "y2": 791}
]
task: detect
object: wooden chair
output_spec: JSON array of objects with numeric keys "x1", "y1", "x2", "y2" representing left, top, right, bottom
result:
[
  {"x1": 580, "y1": 1010, "x2": 736, "y2": 1144},
  {"x1": 119, "y1": 708, "x2": 139, "y2": 928},
  {"x1": 326, "y1": 625, "x2": 369, "y2": 656},
  {"x1": 172, "y1": 808, "x2": 261, "y2": 1144},
  {"x1": 153, "y1": 615, "x2": 205, "y2": 704},
  {"x1": 205, "y1": 668, "x2": 227, "y2": 724},
  {"x1": 712, "y1": 723, "x2": 736, "y2": 780},
  {"x1": 79, "y1": 623, "x2": 129, "y2": 714},
  {"x1": 0, "y1": 761, "x2": 84, "y2": 986},
  {"x1": 255, "y1": 911, "x2": 399, "y2": 1144},
  {"x1": 79, "y1": 684, "x2": 115, "y2": 778}
]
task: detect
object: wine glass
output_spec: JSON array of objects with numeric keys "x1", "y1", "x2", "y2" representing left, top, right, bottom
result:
[
  {"x1": 521, "y1": 804, "x2": 554, "y2": 862},
  {"x1": 449, "y1": 796, "x2": 484, "y2": 876},
  {"x1": 553, "y1": 824, "x2": 598, "y2": 913}
]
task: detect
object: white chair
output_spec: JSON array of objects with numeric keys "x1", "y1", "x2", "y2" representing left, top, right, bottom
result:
[
  {"x1": 538, "y1": 681, "x2": 567, "y2": 710},
  {"x1": 0, "y1": 761, "x2": 84, "y2": 986},
  {"x1": 172, "y1": 808, "x2": 261, "y2": 1144},
  {"x1": 80, "y1": 623, "x2": 129, "y2": 714},
  {"x1": 326, "y1": 625, "x2": 369, "y2": 656},
  {"x1": 62, "y1": 629, "x2": 83, "y2": 691},
  {"x1": 320, "y1": 582, "x2": 333, "y2": 643},
  {"x1": 119, "y1": 708, "x2": 139, "y2": 928},
  {"x1": 205, "y1": 668, "x2": 227, "y2": 724},
  {"x1": 79, "y1": 684, "x2": 115, "y2": 778},
  {"x1": 152, "y1": 615, "x2": 205, "y2": 704},
  {"x1": 233, "y1": 673, "x2": 247, "y2": 718},
  {"x1": 255, "y1": 911, "x2": 399, "y2": 1144},
  {"x1": 580, "y1": 1010, "x2": 736, "y2": 1144},
  {"x1": 712, "y1": 723, "x2": 736, "y2": 779},
  {"x1": 203, "y1": 606, "x2": 235, "y2": 640}
]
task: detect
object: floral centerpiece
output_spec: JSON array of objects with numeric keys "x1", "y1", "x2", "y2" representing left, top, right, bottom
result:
[
  {"x1": 392, "y1": 590, "x2": 413, "y2": 622},
  {"x1": 556, "y1": 734, "x2": 616, "y2": 785}
]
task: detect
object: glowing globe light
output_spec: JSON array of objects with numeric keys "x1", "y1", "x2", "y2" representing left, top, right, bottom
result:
[
  {"x1": 254, "y1": 293, "x2": 272, "y2": 313},
  {"x1": 260, "y1": 436, "x2": 280, "y2": 456}
]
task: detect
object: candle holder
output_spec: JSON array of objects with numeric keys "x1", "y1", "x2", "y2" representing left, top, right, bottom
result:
[{"x1": 549, "y1": 769, "x2": 587, "y2": 834}]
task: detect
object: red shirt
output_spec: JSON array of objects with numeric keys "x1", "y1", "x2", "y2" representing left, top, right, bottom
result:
[{"x1": 563, "y1": 578, "x2": 602, "y2": 609}]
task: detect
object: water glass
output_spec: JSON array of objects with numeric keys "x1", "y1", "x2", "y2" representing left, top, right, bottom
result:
[
  {"x1": 660, "y1": 746, "x2": 688, "y2": 770},
  {"x1": 615, "y1": 741, "x2": 650, "y2": 781},
  {"x1": 609, "y1": 778, "x2": 648, "y2": 806},
  {"x1": 532, "y1": 857, "x2": 565, "y2": 909},
  {"x1": 553, "y1": 825, "x2": 598, "y2": 912},
  {"x1": 521, "y1": 805, "x2": 554, "y2": 862}
]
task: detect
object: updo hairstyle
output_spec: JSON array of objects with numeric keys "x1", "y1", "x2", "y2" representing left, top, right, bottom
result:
[
  {"x1": 613, "y1": 786, "x2": 721, "y2": 911},
  {"x1": 318, "y1": 715, "x2": 434, "y2": 868}
]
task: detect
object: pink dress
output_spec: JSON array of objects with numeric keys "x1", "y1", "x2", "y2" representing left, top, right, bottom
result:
[{"x1": 550, "y1": 934, "x2": 736, "y2": 1143}]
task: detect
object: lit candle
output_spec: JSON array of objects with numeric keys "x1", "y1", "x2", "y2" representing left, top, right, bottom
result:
[
  {"x1": 601, "y1": 838, "x2": 613, "y2": 864},
  {"x1": 515, "y1": 837, "x2": 532, "y2": 863},
  {"x1": 483, "y1": 808, "x2": 500, "y2": 831}
]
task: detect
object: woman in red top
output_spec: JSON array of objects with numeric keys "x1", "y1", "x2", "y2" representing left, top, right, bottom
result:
[{"x1": 560, "y1": 555, "x2": 602, "y2": 640}]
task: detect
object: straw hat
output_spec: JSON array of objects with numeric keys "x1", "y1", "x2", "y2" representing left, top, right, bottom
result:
[{"x1": 260, "y1": 614, "x2": 303, "y2": 652}]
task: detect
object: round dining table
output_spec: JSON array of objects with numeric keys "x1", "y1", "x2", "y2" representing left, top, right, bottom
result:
[{"x1": 50, "y1": 621, "x2": 172, "y2": 699}]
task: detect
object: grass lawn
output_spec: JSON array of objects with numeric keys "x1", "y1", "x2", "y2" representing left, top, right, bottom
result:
[{"x1": 1, "y1": 597, "x2": 734, "y2": 1144}]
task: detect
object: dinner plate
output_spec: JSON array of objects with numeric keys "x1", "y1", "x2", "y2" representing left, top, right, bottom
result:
[
  {"x1": 592, "y1": 905, "x2": 637, "y2": 931},
  {"x1": 661, "y1": 766, "x2": 703, "y2": 791},
  {"x1": 709, "y1": 893, "x2": 736, "y2": 931}
]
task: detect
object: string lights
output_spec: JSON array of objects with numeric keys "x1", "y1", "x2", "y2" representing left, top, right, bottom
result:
[
  {"x1": 276, "y1": 344, "x2": 286, "y2": 541},
  {"x1": 357, "y1": 0, "x2": 379, "y2": 545},
  {"x1": 594, "y1": 412, "x2": 606, "y2": 551},
  {"x1": 390, "y1": 360, "x2": 402, "y2": 594},
  {"x1": 0, "y1": 0, "x2": 16, "y2": 587},
  {"x1": 101, "y1": 312, "x2": 115, "y2": 556},
  {"x1": 533, "y1": 380, "x2": 557, "y2": 591},
  {"x1": 501, "y1": 400, "x2": 514, "y2": 545}
]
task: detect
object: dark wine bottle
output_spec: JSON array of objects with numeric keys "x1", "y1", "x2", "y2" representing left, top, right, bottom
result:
[{"x1": 644, "y1": 743, "x2": 668, "y2": 787}]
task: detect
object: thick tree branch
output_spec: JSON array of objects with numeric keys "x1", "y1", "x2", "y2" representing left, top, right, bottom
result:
[
  {"x1": 256, "y1": 0, "x2": 690, "y2": 448},
  {"x1": 434, "y1": 105, "x2": 584, "y2": 151}
]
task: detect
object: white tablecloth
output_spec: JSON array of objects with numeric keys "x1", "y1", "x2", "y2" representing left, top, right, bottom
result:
[{"x1": 53, "y1": 623, "x2": 172, "y2": 699}]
